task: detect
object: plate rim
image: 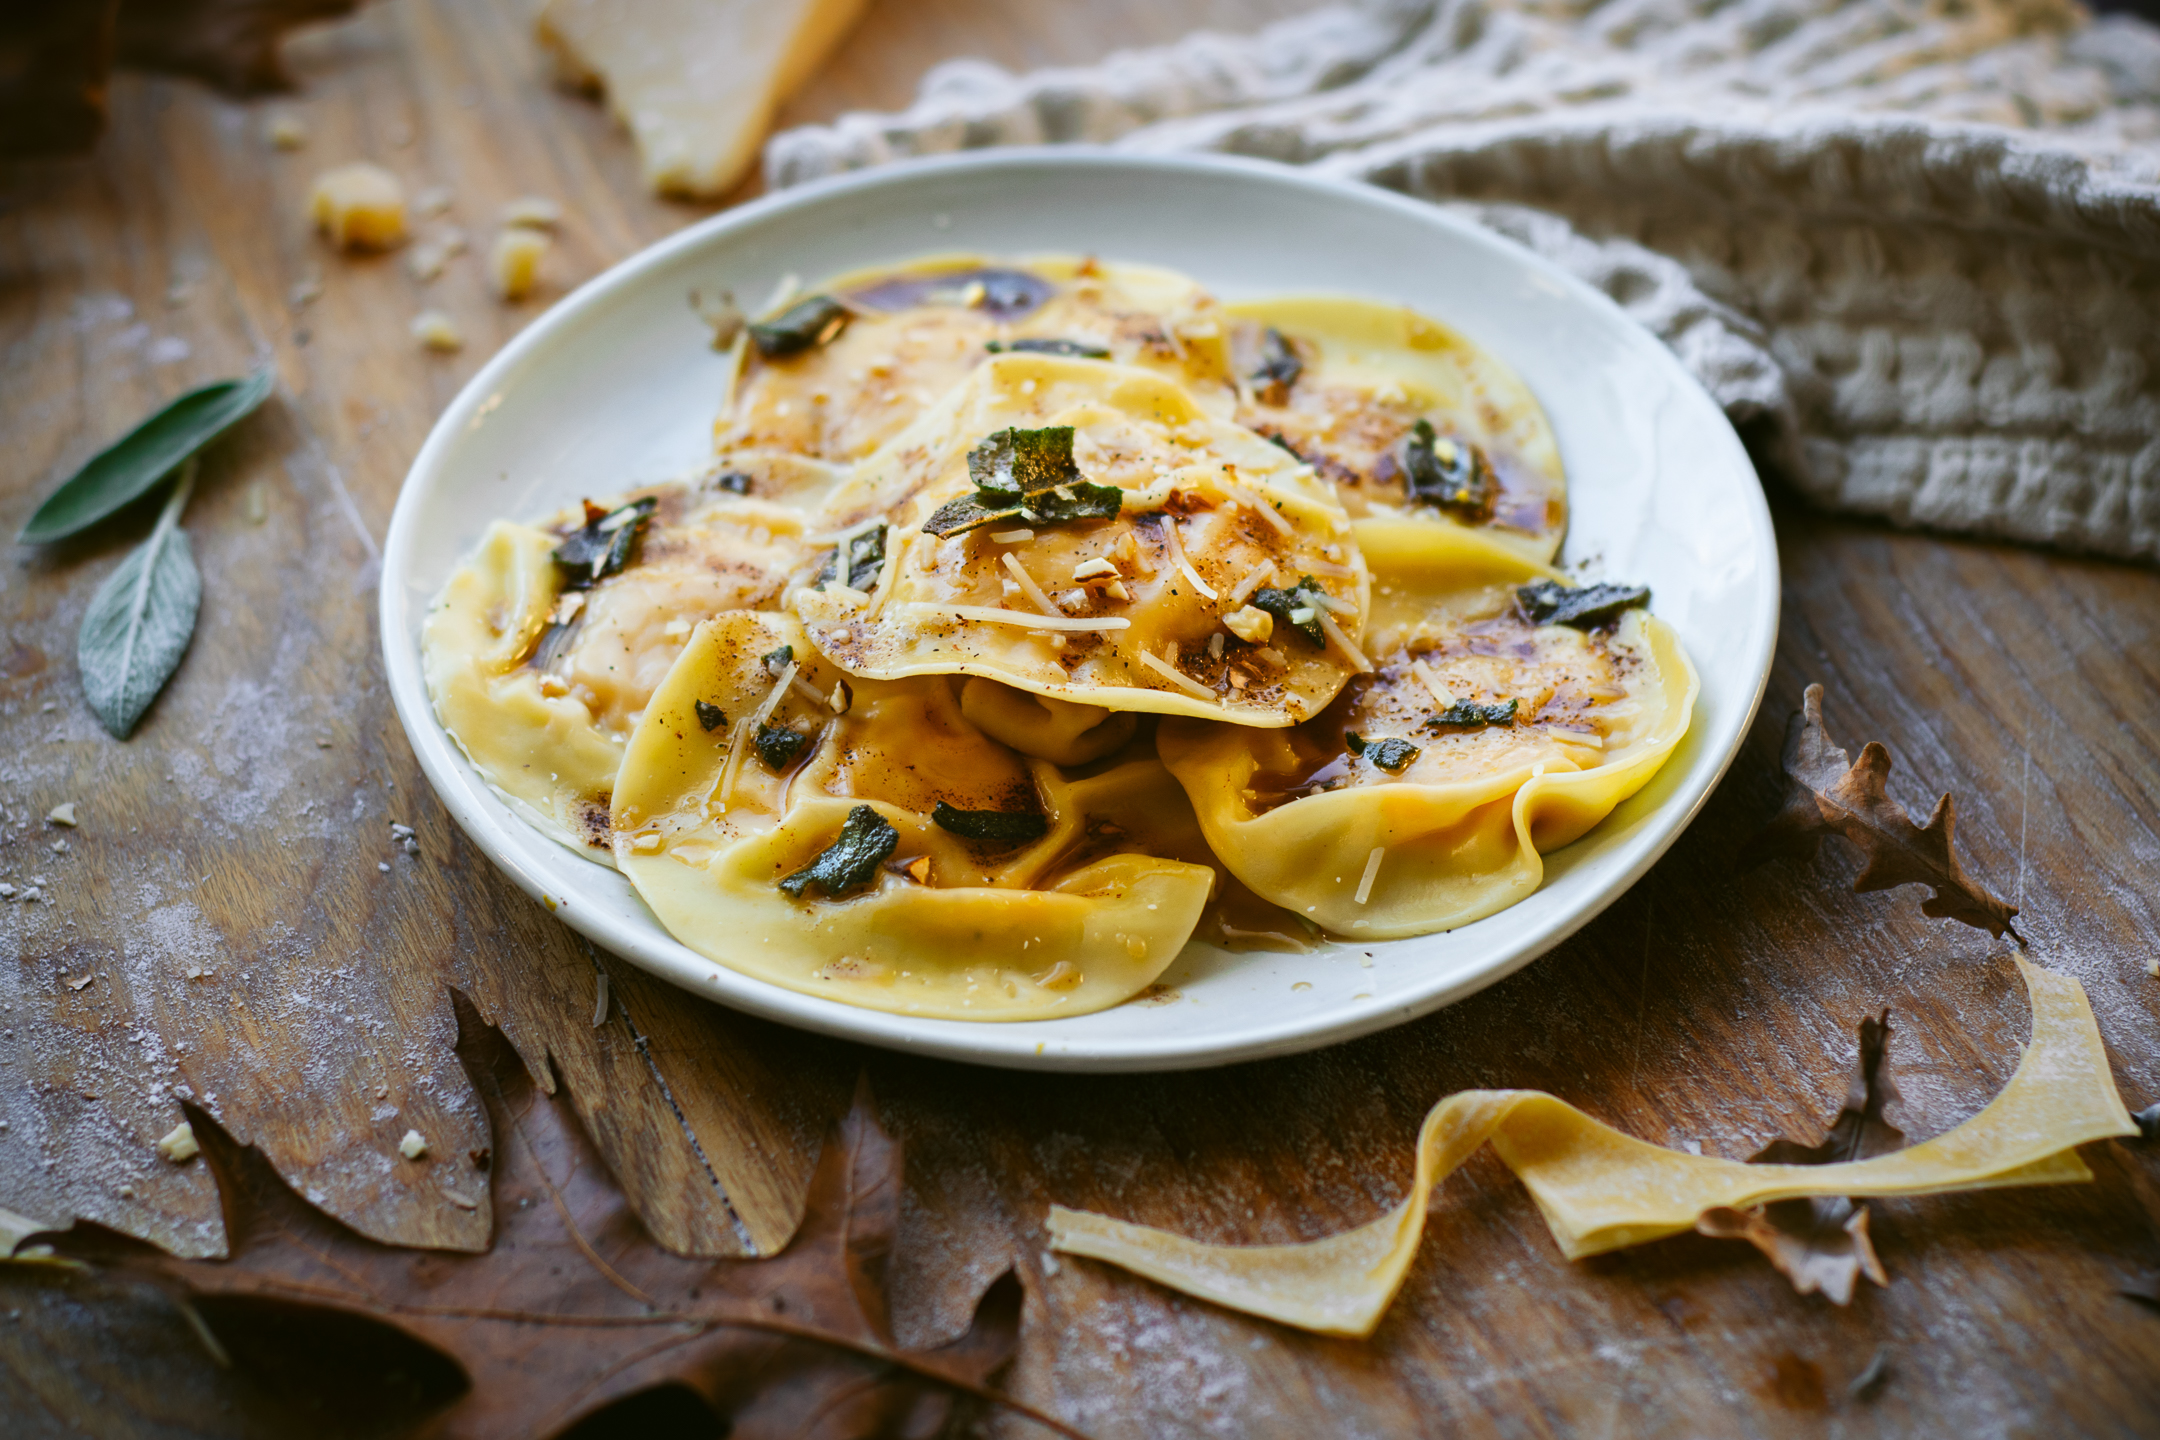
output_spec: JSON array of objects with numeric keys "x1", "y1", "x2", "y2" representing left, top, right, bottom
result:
[{"x1": 379, "y1": 145, "x2": 1779, "y2": 1073}]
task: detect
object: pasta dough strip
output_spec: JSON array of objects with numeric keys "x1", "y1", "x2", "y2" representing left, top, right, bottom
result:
[{"x1": 1047, "y1": 958, "x2": 2137, "y2": 1338}]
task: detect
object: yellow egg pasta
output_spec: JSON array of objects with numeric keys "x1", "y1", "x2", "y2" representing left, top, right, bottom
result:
[
  {"x1": 610, "y1": 611, "x2": 1218, "y2": 1019},
  {"x1": 1229, "y1": 297, "x2": 1567, "y2": 562},
  {"x1": 796, "y1": 353, "x2": 1369, "y2": 727},
  {"x1": 421, "y1": 456, "x2": 834, "y2": 858},
  {"x1": 1158, "y1": 521, "x2": 1696, "y2": 937},
  {"x1": 1047, "y1": 958, "x2": 2139, "y2": 1336},
  {"x1": 433, "y1": 252, "x2": 1703, "y2": 1018},
  {"x1": 717, "y1": 255, "x2": 1242, "y2": 464}
]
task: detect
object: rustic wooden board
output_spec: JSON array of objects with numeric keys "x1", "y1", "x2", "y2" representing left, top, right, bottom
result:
[{"x1": 3, "y1": 0, "x2": 2158, "y2": 1434}]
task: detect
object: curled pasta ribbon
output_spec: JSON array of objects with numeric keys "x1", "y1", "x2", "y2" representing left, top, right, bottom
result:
[{"x1": 1047, "y1": 958, "x2": 2137, "y2": 1337}]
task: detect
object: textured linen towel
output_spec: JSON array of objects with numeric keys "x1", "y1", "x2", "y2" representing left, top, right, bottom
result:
[{"x1": 768, "y1": 0, "x2": 2160, "y2": 561}]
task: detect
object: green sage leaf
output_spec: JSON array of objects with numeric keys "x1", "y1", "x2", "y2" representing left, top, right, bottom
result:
[
  {"x1": 755, "y1": 723, "x2": 809, "y2": 772},
  {"x1": 1517, "y1": 579, "x2": 1650, "y2": 630},
  {"x1": 930, "y1": 801, "x2": 1049, "y2": 843},
  {"x1": 779, "y1": 804, "x2": 898, "y2": 900},
  {"x1": 985, "y1": 338, "x2": 1110, "y2": 359},
  {"x1": 22, "y1": 368, "x2": 273, "y2": 544},
  {"x1": 1424, "y1": 698, "x2": 1517, "y2": 729},
  {"x1": 923, "y1": 427, "x2": 1123, "y2": 538},
  {"x1": 1248, "y1": 577, "x2": 1329, "y2": 648},
  {"x1": 1402, "y1": 419, "x2": 1495, "y2": 520},
  {"x1": 77, "y1": 463, "x2": 201, "y2": 739},
  {"x1": 748, "y1": 295, "x2": 850, "y2": 358}
]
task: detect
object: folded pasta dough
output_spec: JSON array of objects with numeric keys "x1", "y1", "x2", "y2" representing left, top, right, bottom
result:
[
  {"x1": 797, "y1": 353, "x2": 1368, "y2": 727},
  {"x1": 1229, "y1": 296, "x2": 1566, "y2": 563},
  {"x1": 611, "y1": 611, "x2": 1216, "y2": 1019},
  {"x1": 1158, "y1": 521, "x2": 1696, "y2": 937},
  {"x1": 1049, "y1": 957, "x2": 2140, "y2": 1337},
  {"x1": 421, "y1": 455, "x2": 834, "y2": 858},
  {"x1": 720, "y1": 255, "x2": 1243, "y2": 463}
]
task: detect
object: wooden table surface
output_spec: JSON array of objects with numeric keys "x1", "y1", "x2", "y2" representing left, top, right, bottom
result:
[{"x1": 4, "y1": 0, "x2": 2158, "y2": 1435}]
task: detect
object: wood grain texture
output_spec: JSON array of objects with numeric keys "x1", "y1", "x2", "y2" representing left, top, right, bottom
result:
[{"x1": 3, "y1": 0, "x2": 2159, "y2": 1434}]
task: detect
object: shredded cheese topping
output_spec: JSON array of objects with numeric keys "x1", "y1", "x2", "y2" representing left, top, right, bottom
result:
[
  {"x1": 1159, "y1": 516, "x2": 1218, "y2": 600},
  {"x1": 898, "y1": 603, "x2": 1132, "y2": 632},
  {"x1": 1001, "y1": 552, "x2": 1061, "y2": 616},
  {"x1": 1136, "y1": 648, "x2": 1218, "y2": 700},
  {"x1": 1354, "y1": 847, "x2": 1385, "y2": 905}
]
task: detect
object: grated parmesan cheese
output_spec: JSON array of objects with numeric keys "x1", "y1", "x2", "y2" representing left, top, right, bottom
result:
[
  {"x1": 1354, "y1": 847, "x2": 1385, "y2": 905},
  {"x1": 1136, "y1": 648, "x2": 1217, "y2": 700}
]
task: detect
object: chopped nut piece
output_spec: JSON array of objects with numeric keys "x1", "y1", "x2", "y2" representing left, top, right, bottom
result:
[
  {"x1": 66, "y1": 974, "x2": 93, "y2": 991},
  {"x1": 500, "y1": 195, "x2": 563, "y2": 229},
  {"x1": 399, "y1": 1129, "x2": 429, "y2": 1160},
  {"x1": 829, "y1": 679, "x2": 853, "y2": 714},
  {"x1": 48, "y1": 839, "x2": 68, "y2": 855},
  {"x1": 903, "y1": 856, "x2": 932, "y2": 884},
  {"x1": 1071, "y1": 556, "x2": 1120, "y2": 582},
  {"x1": 1224, "y1": 604, "x2": 1275, "y2": 644},
  {"x1": 488, "y1": 227, "x2": 549, "y2": 302},
  {"x1": 157, "y1": 1122, "x2": 200, "y2": 1163},
  {"x1": 45, "y1": 803, "x2": 77, "y2": 827},
  {"x1": 265, "y1": 114, "x2": 308, "y2": 150},
  {"x1": 411, "y1": 309, "x2": 464, "y2": 352},
  {"x1": 308, "y1": 163, "x2": 408, "y2": 251},
  {"x1": 1103, "y1": 579, "x2": 1132, "y2": 601}
]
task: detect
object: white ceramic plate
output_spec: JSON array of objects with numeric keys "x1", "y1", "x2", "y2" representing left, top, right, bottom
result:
[{"x1": 382, "y1": 150, "x2": 1777, "y2": 1073}]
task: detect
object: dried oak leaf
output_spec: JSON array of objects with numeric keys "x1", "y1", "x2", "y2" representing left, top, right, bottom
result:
[
  {"x1": 31, "y1": 992, "x2": 1077, "y2": 1440},
  {"x1": 1745, "y1": 683, "x2": 2019, "y2": 938},
  {"x1": 115, "y1": 0, "x2": 364, "y2": 94},
  {"x1": 1697, "y1": 1010, "x2": 1904, "y2": 1304}
]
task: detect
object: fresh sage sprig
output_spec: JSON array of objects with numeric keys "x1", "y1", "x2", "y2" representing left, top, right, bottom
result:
[
  {"x1": 26, "y1": 367, "x2": 275, "y2": 738},
  {"x1": 77, "y1": 458, "x2": 202, "y2": 738},
  {"x1": 20, "y1": 368, "x2": 273, "y2": 543}
]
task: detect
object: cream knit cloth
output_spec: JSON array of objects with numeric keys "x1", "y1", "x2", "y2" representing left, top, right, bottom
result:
[{"x1": 767, "y1": 0, "x2": 2160, "y2": 560}]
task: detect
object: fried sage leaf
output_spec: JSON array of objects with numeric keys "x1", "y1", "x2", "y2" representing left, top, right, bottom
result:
[
  {"x1": 554, "y1": 497, "x2": 656, "y2": 590},
  {"x1": 1426, "y1": 699, "x2": 1517, "y2": 729},
  {"x1": 1403, "y1": 419, "x2": 1494, "y2": 521},
  {"x1": 1743, "y1": 683, "x2": 2019, "y2": 937},
  {"x1": 748, "y1": 294, "x2": 850, "y2": 358},
  {"x1": 985, "y1": 338, "x2": 1110, "y2": 359},
  {"x1": 755, "y1": 723, "x2": 809, "y2": 771},
  {"x1": 78, "y1": 460, "x2": 202, "y2": 739},
  {"x1": 923, "y1": 426, "x2": 1123, "y2": 538},
  {"x1": 1516, "y1": 578, "x2": 1650, "y2": 630},
  {"x1": 1248, "y1": 577, "x2": 1329, "y2": 649},
  {"x1": 1403, "y1": 420, "x2": 1490, "y2": 515},
  {"x1": 1696, "y1": 1010, "x2": 1904, "y2": 1304},
  {"x1": 23, "y1": 367, "x2": 273, "y2": 544},
  {"x1": 1345, "y1": 733, "x2": 1420, "y2": 772},
  {"x1": 931, "y1": 801, "x2": 1049, "y2": 843},
  {"x1": 694, "y1": 700, "x2": 727, "y2": 733},
  {"x1": 815, "y1": 523, "x2": 887, "y2": 591},
  {"x1": 780, "y1": 804, "x2": 899, "y2": 900}
]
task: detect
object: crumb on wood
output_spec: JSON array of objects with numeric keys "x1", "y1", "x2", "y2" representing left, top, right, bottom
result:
[
  {"x1": 156, "y1": 1122, "x2": 199, "y2": 1164},
  {"x1": 265, "y1": 114, "x2": 308, "y2": 150},
  {"x1": 500, "y1": 195, "x2": 562, "y2": 230},
  {"x1": 411, "y1": 308, "x2": 464, "y2": 352},
  {"x1": 399, "y1": 1129, "x2": 429, "y2": 1160},
  {"x1": 309, "y1": 163, "x2": 407, "y2": 250},
  {"x1": 413, "y1": 184, "x2": 454, "y2": 218},
  {"x1": 46, "y1": 803, "x2": 77, "y2": 827},
  {"x1": 488, "y1": 227, "x2": 549, "y2": 301}
]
